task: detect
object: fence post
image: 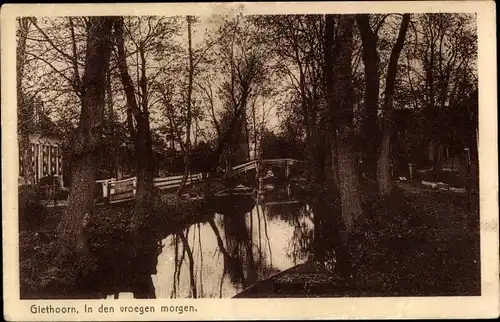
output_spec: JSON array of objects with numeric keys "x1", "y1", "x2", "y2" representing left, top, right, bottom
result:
[
  {"x1": 104, "y1": 181, "x2": 109, "y2": 204},
  {"x1": 102, "y1": 181, "x2": 108, "y2": 199},
  {"x1": 109, "y1": 182, "x2": 115, "y2": 203}
]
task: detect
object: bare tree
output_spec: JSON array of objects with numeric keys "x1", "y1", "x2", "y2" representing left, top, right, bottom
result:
[
  {"x1": 324, "y1": 14, "x2": 364, "y2": 232},
  {"x1": 176, "y1": 16, "x2": 196, "y2": 194},
  {"x1": 377, "y1": 14, "x2": 411, "y2": 197},
  {"x1": 253, "y1": 15, "x2": 328, "y2": 187},
  {"x1": 356, "y1": 14, "x2": 384, "y2": 179},
  {"x1": 416, "y1": 13, "x2": 476, "y2": 172},
  {"x1": 56, "y1": 16, "x2": 114, "y2": 271},
  {"x1": 17, "y1": 17, "x2": 35, "y2": 184},
  {"x1": 196, "y1": 16, "x2": 269, "y2": 187},
  {"x1": 114, "y1": 17, "x2": 157, "y2": 232},
  {"x1": 23, "y1": 17, "x2": 92, "y2": 186}
]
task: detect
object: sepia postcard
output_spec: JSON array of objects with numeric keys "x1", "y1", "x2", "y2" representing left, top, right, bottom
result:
[{"x1": 2, "y1": 1, "x2": 499, "y2": 320}]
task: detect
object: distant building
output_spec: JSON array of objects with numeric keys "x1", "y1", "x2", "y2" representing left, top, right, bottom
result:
[
  {"x1": 19, "y1": 133, "x2": 63, "y2": 185},
  {"x1": 392, "y1": 103, "x2": 475, "y2": 172},
  {"x1": 165, "y1": 133, "x2": 177, "y2": 151},
  {"x1": 18, "y1": 101, "x2": 64, "y2": 186}
]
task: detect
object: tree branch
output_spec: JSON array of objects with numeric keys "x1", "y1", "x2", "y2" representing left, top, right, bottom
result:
[
  {"x1": 30, "y1": 19, "x2": 77, "y2": 66},
  {"x1": 26, "y1": 52, "x2": 81, "y2": 97}
]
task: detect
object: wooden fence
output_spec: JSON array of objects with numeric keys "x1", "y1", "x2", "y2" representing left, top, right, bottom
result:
[
  {"x1": 95, "y1": 173, "x2": 206, "y2": 205},
  {"x1": 38, "y1": 159, "x2": 302, "y2": 206}
]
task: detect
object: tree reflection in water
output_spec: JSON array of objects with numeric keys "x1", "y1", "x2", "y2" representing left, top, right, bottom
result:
[
  {"x1": 154, "y1": 185, "x2": 345, "y2": 298},
  {"x1": 223, "y1": 210, "x2": 257, "y2": 288}
]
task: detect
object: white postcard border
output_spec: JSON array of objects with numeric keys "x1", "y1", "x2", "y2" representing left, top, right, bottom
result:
[{"x1": 2, "y1": 2, "x2": 498, "y2": 320}]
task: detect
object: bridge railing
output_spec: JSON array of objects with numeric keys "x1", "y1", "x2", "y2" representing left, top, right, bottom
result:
[
  {"x1": 232, "y1": 158, "x2": 305, "y2": 173},
  {"x1": 93, "y1": 159, "x2": 303, "y2": 204},
  {"x1": 95, "y1": 173, "x2": 206, "y2": 204},
  {"x1": 108, "y1": 177, "x2": 137, "y2": 203},
  {"x1": 153, "y1": 173, "x2": 203, "y2": 190},
  {"x1": 232, "y1": 160, "x2": 257, "y2": 172}
]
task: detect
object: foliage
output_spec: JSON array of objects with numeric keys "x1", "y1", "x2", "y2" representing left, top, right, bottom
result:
[
  {"x1": 351, "y1": 184, "x2": 479, "y2": 295},
  {"x1": 19, "y1": 185, "x2": 47, "y2": 229},
  {"x1": 397, "y1": 13, "x2": 477, "y2": 150},
  {"x1": 190, "y1": 141, "x2": 216, "y2": 173},
  {"x1": 259, "y1": 129, "x2": 305, "y2": 160}
]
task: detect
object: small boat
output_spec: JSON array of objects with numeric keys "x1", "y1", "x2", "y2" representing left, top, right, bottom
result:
[
  {"x1": 263, "y1": 200, "x2": 301, "y2": 206},
  {"x1": 214, "y1": 184, "x2": 255, "y2": 197},
  {"x1": 259, "y1": 183, "x2": 275, "y2": 191},
  {"x1": 232, "y1": 258, "x2": 346, "y2": 298},
  {"x1": 258, "y1": 170, "x2": 278, "y2": 191}
]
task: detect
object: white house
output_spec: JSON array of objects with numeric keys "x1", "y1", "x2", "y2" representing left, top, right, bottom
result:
[{"x1": 19, "y1": 133, "x2": 63, "y2": 186}]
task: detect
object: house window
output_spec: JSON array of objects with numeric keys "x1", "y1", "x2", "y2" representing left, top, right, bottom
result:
[
  {"x1": 34, "y1": 144, "x2": 39, "y2": 180},
  {"x1": 58, "y1": 148, "x2": 62, "y2": 175},
  {"x1": 42, "y1": 145, "x2": 48, "y2": 177},
  {"x1": 51, "y1": 146, "x2": 57, "y2": 174},
  {"x1": 30, "y1": 144, "x2": 36, "y2": 178},
  {"x1": 31, "y1": 144, "x2": 35, "y2": 165}
]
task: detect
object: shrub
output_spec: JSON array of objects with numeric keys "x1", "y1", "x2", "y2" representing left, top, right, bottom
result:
[
  {"x1": 19, "y1": 185, "x2": 47, "y2": 228},
  {"x1": 56, "y1": 188, "x2": 69, "y2": 201}
]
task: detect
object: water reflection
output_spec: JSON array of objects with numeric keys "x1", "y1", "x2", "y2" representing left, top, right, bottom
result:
[{"x1": 153, "y1": 185, "x2": 335, "y2": 299}]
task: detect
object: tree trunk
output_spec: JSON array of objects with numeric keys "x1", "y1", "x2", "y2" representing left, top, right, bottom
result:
[
  {"x1": 309, "y1": 104, "x2": 325, "y2": 188},
  {"x1": 105, "y1": 63, "x2": 118, "y2": 178},
  {"x1": 114, "y1": 19, "x2": 156, "y2": 231},
  {"x1": 323, "y1": 17, "x2": 340, "y2": 193},
  {"x1": 297, "y1": 63, "x2": 315, "y2": 184},
  {"x1": 251, "y1": 99, "x2": 259, "y2": 160},
  {"x1": 244, "y1": 110, "x2": 251, "y2": 161},
  {"x1": 468, "y1": 129, "x2": 479, "y2": 210},
  {"x1": 356, "y1": 15, "x2": 380, "y2": 179},
  {"x1": 57, "y1": 17, "x2": 114, "y2": 264},
  {"x1": 17, "y1": 18, "x2": 35, "y2": 184},
  {"x1": 203, "y1": 109, "x2": 246, "y2": 197},
  {"x1": 336, "y1": 131, "x2": 364, "y2": 232},
  {"x1": 324, "y1": 131, "x2": 340, "y2": 192},
  {"x1": 323, "y1": 15, "x2": 339, "y2": 193},
  {"x1": 432, "y1": 138, "x2": 443, "y2": 174},
  {"x1": 178, "y1": 16, "x2": 195, "y2": 195},
  {"x1": 377, "y1": 126, "x2": 393, "y2": 196},
  {"x1": 131, "y1": 116, "x2": 155, "y2": 229},
  {"x1": 466, "y1": 91, "x2": 479, "y2": 212},
  {"x1": 114, "y1": 18, "x2": 157, "y2": 298},
  {"x1": 326, "y1": 14, "x2": 363, "y2": 232},
  {"x1": 377, "y1": 14, "x2": 410, "y2": 197}
]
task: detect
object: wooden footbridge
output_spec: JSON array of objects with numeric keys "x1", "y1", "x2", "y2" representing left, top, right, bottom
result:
[
  {"x1": 97, "y1": 158, "x2": 305, "y2": 204},
  {"x1": 40, "y1": 158, "x2": 305, "y2": 206},
  {"x1": 232, "y1": 158, "x2": 305, "y2": 177}
]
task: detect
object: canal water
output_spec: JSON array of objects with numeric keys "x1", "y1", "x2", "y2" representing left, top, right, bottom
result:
[{"x1": 152, "y1": 189, "x2": 333, "y2": 299}]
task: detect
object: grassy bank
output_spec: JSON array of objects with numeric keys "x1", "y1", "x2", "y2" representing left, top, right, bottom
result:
[
  {"x1": 351, "y1": 182, "x2": 480, "y2": 296},
  {"x1": 19, "y1": 194, "x2": 214, "y2": 299}
]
